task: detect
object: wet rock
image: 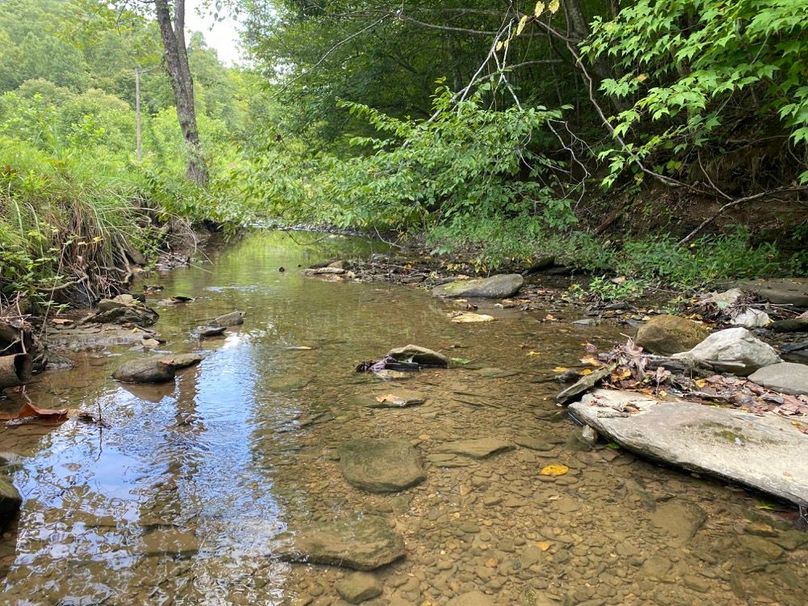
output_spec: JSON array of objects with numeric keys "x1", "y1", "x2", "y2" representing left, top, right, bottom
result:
[
  {"x1": 446, "y1": 591, "x2": 496, "y2": 606},
  {"x1": 748, "y1": 362, "x2": 808, "y2": 395},
  {"x1": 0, "y1": 475, "x2": 22, "y2": 518},
  {"x1": 476, "y1": 367, "x2": 520, "y2": 379},
  {"x1": 781, "y1": 342, "x2": 808, "y2": 363},
  {"x1": 738, "y1": 535, "x2": 784, "y2": 559},
  {"x1": 649, "y1": 500, "x2": 706, "y2": 545},
  {"x1": 193, "y1": 325, "x2": 227, "y2": 338},
  {"x1": 272, "y1": 515, "x2": 406, "y2": 570},
  {"x1": 386, "y1": 344, "x2": 448, "y2": 368},
  {"x1": 212, "y1": 311, "x2": 245, "y2": 327},
  {"x1": 738, "y1": 277, "x2": 808, "y2": 306},
  {"x1": 671, "y1": 327, "x2": 781, "y2": 376},
  {"x1": 432, "y1": 274, "x2": 524, "y2": 299},
  {"x1": 367, "y1": 391, "x2": 426, "y2": 408},
  {"x1": 89, "y1": 295, "x2": 159, "y2": 327},
  {"x1": 305, "y1": 266, "x2": 346, "y2": 276},
  {"x1": 336, "y1": 572, "x2": 382, "y2": 604},
  {"x1": 555, "y1": 364, "x2": 616, "y2": 404},
  {"x1": 731, "y1": 308, "x2": 772, "y2": 329},
  {"x1": 437, "y1": 438, "x2": 514, "y2": 459},
  {"x1": 635, "y1": 315, "x2": 710, "y2": 356},
  {"x1": 512, "y1": 436, "x2": 555, "y2": 451},
  {"x1": 158, "y1": 353, "x2": 204, "y2": 370},
  {"x1": 771, "y1": 318, "x2": 808, "y2": 333},
  {"x1": 338, "y1": 439, "x2": 425, "y2": 493},
  {"x1": 569, "y1": 389, "x2": 808, "y2": 505},
  {"x1": 112, "y1": 357, "x2": 176, "y2": 384}
]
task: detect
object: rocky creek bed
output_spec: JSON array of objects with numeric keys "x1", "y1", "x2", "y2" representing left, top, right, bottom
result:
[{"x1": 0, "y1": 230, "x2": 807, "y2": 605}]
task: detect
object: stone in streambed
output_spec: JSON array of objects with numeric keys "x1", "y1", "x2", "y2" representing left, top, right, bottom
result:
[
  {"x1": 338, "y1": 439, "x2": 425, "y2": 493},
  {"x1": 437, "y1": 438, "x2": 513, "y2": 459},
  {"x1": 737, "y1": 277, "x2": 808, "y2": 306},
  {"x1": 748, "y1": 362, "x2": 808, "y2": 396},
  {"x1": 336, "y1": 572, "x2": 382, "y2": 604},
  {"x1": 635, "y1": 315, "x2": 710, "y2": 355},
  {"x1": 0, "y1": 476, "x2": 22, "y2": 520},
  {"x1": 569, "y1": 389, "x2": 808, "y2": 505},
  {"x1": 432, "y1": 274, "x2": 524, "y2": 299},
  {"x1": 386, "y1": 344, "x2": 448, "y2": 368},
  {"x1": 158, "y1": 353, "x2": 204, "y2": 370},
  {"x1": 447, "y1": 591, "x2": 496, "y2": 606},
  {"x1": 649, "y1": 500, "x2": 706, "y2": 545},
  {"x1": 112, "y1": 357, "x2": 175, "y2": 383},
  {"x1": 555, "y1": 363, "x2": 616, "y2": 404},
  {"x1": 211, "y1": 311, "x2": 245, "y2": 327},
  {"x1": 367, "y1": 391, "x2": 426, "y2": 408},
  {"x1": 141, "y1": 528, "x2": 200, "y2": 556},
  {"x1": 272, "y1": 516, "x2": 405, "y2": 571},
  {"x1": 771, "y1": 318, "x2": 808, "y2": 333},
  {"x1": 672, "y1": 327, "x2": 781, "y2": 376}
]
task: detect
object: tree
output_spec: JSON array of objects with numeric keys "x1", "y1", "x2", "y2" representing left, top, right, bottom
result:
[{"x1": 153, "y1": 0, "x2": 208, "y2": 185}]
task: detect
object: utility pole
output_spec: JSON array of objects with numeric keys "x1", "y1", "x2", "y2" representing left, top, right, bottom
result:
[{"x1": 135, "y1": 67, "x2": 142, "y2": 162}]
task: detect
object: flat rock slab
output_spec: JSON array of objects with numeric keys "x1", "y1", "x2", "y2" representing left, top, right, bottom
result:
[
  {"x1": 437, "y1": 438, "x2": 514, "y2": 459},
  {"x1": 570, "y1": 389, "x2": 808, "y2": 505},
  {"x1": 447, "y1": 591, "x2": 496, "y2": 606},
  {"x1": 739, "y1": 278, "x2": 808, "y2": 307},
  {"x1": 338, "y1": 439, "x2": 426, "y2": 492},
  {"x1": 432, "y1": 274, "x2": 524, "y2": 299},
  {"x1": 272, "y1": 516, "x2": 406, "y2": 571},
  {"x1": 748, "y1": 362, "x2": 808, "y2": 396}
]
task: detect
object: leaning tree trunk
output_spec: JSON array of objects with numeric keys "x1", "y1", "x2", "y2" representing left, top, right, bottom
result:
[{"x1": 154, "y1": 0, "x2": 208, "y2": 186}]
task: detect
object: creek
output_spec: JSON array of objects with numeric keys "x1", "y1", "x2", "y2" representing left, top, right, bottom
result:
[{"x1": 1, "y1": 231, "x2": 806, "y2": 605}]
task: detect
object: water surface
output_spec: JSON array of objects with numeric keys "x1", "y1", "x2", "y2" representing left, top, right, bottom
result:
[{"x1": 1, "y1": 231, "x2": 805, "y2": 605}]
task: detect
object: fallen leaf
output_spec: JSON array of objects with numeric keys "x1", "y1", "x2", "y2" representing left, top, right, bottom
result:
[
  {"x1": 544, "y1": 314, "x2": 557, "y2": 322},
  {"x1": 535, "y1": 541, "x2": 551, "y2": 551},
  {"x1": 526, "y1": 351, "x2": 541, "y2": 357},
  {"x1": 579, "y1": 368, "x2": 593, "y2": 376},
  {"x1": 539, "y1": 464, "x2": 569, "y2": 477},
  {"x1": 0, "y1": 402, "x2": 69, "y2": 422},
  {"x1": 579, "y1": 356, "x2": 602, "y2": 367},
  {"x1": 552, "y1": 366, "x2": 569, "y2": 373}
]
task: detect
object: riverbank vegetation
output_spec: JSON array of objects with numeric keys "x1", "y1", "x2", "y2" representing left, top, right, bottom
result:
[{"x1": 2, "y1": 0, "x2": 807, "y2": 306}]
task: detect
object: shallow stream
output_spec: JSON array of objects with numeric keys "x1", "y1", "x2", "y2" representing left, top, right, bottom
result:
[{"x1": 1, "y1": 231, "x2": 806, "y2": 605}]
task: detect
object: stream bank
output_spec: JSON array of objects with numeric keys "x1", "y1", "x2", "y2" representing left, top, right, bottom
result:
[{"x1": 0, "y1": 230, "x2": 806, "y2": 605}]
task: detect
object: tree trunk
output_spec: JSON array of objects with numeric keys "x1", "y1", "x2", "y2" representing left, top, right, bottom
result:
[{"x1": 154, "y1": 0, "x2": 208, "y2": 186}]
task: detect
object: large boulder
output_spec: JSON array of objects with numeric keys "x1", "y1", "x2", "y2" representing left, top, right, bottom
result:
[
  {"x1": 112, "y1": 357, "x2": 176, "y2": 383},
  {"x1": 748, "y1": 363, "x2": 808, "y2": 396},
  {"x1": 635, "y1": 315, "x2": 710, "y2": 355},
  {"x1": 338, "y1": 439, "x2": 426, "y2": 493},
  {"x1": 432, "y1": 274, "x2": 524, "y2": 299},
  {"x1": 671, "y1": 327, "x2": 781, "y2": 376},
  {"x1": 569, "y1": 389, "x2": 808, "y2": 505},
  {"x1": 272, "y1": 516, "x2": 406, "y2": 570}
]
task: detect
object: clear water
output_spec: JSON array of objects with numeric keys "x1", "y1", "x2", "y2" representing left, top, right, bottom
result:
[{"x1": 1, "y1": 231, "x2": 805, "y2": 605}]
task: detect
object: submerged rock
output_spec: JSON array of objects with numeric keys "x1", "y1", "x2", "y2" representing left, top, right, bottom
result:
[
  {"x1": 649, "y1": 500, "x2": 706, "y2": 546},
  {"x1": 569, "y1": 389, "x2": 808, "y2": 505},
  {"x1": 272, "y1": 515, "x2": 406, "y2": 570},
  {"x1": 748, "y1": 362, "x2": 808, "y2": 396},
  {"x1": 338, "y1": 439, "x2": 426, "y2": 493},
  {"x1": 112, "y1": 357, "x2": 176, "y2": 383},
  {"x1": 672, "y1": 327, "x2": 781, "y2": 376},
  {"x1": 447, "y1": 591, "x2": 495, "y2": 606},
  {"x1": 635, "y1": 315, "x2": 709, "y2": 355},
  {"x1": 386, "y1": 344, "x2": 448, "y2": 368},
  {"x1": 0, "y1": 476, "x2": 22, "y2": 519},
  {"x1": 432, "y1": 274, "x2": 524, "y2": 299},
  {"x1": 437, "y1": 437, "x2": 513, "y2": 459},
  {"x1": 336, "y1": 572, "x2": 382, "y2": 604},
  {"x1": 367, "y1": 391, "x2": 426, "y2": 408},
  {"x1": 211, "y1": 311, "x2": 245, "y2": 327}
]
